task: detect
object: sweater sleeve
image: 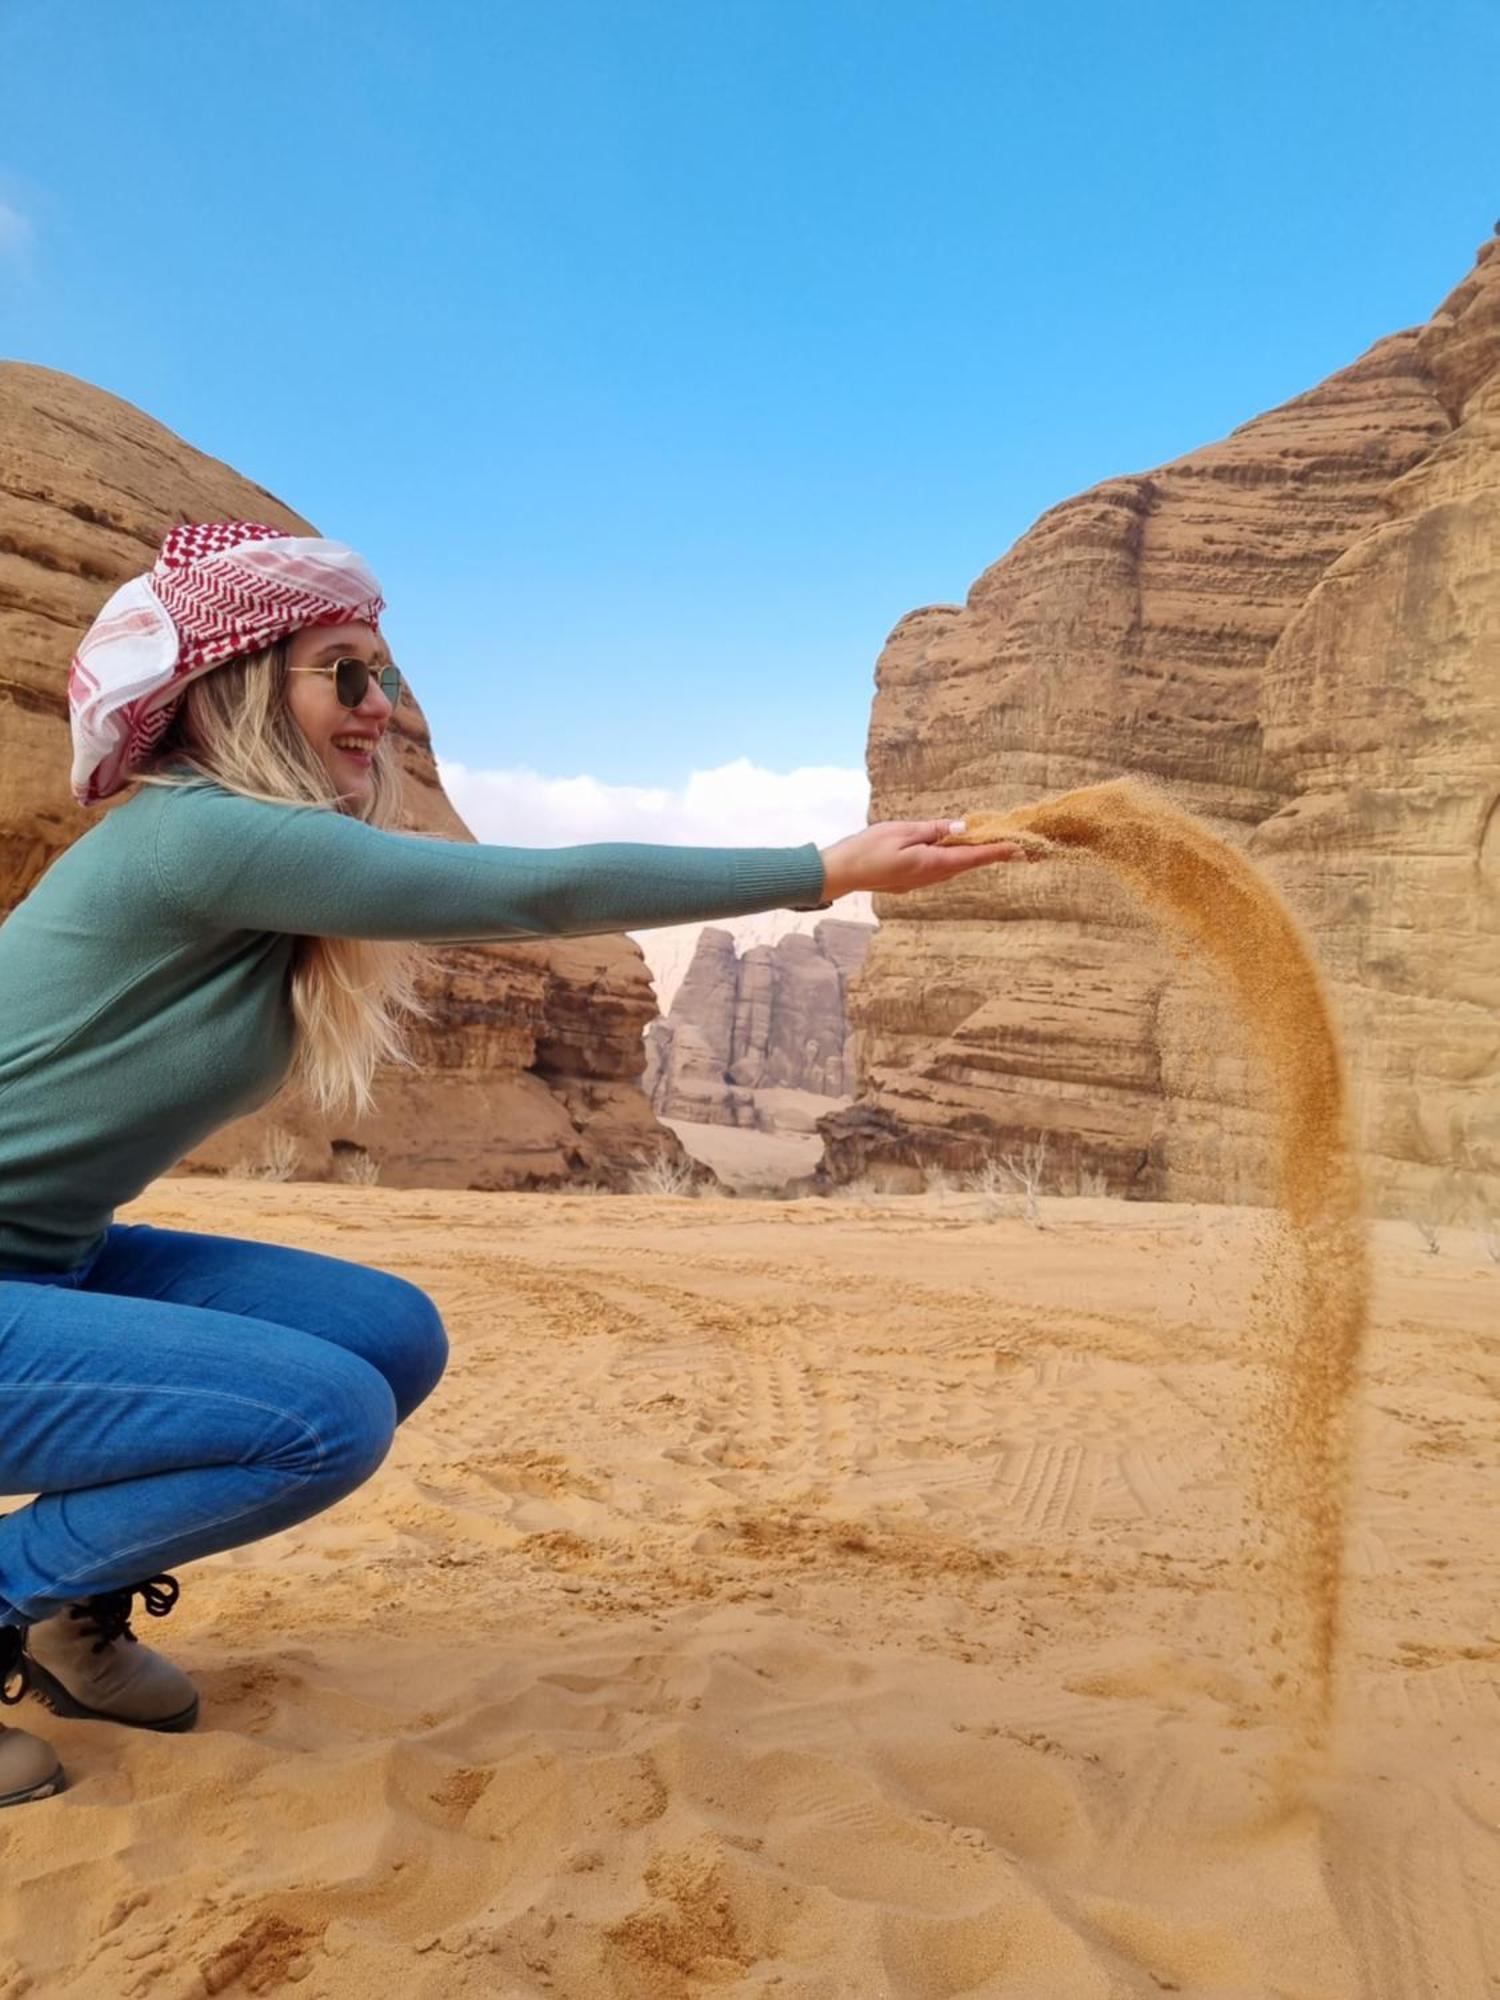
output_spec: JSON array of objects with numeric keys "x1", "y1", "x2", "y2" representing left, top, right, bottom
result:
[{"x1": 151, "y1": 780, "x2": 830, "y2": 942}]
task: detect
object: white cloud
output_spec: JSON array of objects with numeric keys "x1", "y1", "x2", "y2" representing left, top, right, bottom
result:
[
  {"x1": 436, "y1": 753, "x2": 878, "y2": 1015},
  {"x1": 0, "y1": 200, "x2": 32, "y2": 257},
  {"x1": 437, "y1": 752, "x2": 869, "y2": 850}
]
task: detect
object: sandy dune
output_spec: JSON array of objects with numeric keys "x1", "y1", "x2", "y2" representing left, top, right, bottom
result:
[{"x1": 1, "y1": 1180, "x2": 1495, "y2": 1998}]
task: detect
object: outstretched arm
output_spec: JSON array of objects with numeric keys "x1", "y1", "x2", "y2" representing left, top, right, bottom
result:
[{"x1": 151, "y1": 780, "x2": 830, "y2": 943}]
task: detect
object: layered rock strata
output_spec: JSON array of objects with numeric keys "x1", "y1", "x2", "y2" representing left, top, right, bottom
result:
[
  {"x1": 817, "y1": 239, "x2": 1500, "y2": 1218},
  {"x1": 0, "y1": 363, "x2": 705, "y2": 1191},
  {"x1": 644, "y1": 919, "x2": 874, "y2": 1128}
]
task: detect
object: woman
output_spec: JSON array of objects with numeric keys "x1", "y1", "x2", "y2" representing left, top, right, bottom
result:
[{"x1": 0, "y1": 519, "x2": 1032, "y2": 1806}]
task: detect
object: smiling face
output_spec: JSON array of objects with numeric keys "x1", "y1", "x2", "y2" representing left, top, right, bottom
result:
[{"x1": 283, "y1": 619, "x2": 397, "y2": 802}]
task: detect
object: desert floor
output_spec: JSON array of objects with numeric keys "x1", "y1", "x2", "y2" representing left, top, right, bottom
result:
[
  {"x1": 1, "y1": 1181, "x2": 1496, "y2": 1999},
  {"x1": 659, "y1": 1110, "x2": 829, "y2": 1193}
]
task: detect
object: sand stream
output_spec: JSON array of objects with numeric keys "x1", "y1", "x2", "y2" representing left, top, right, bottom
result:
[{"x1": 948, "y1": 778, "x2": 1369, "y2": 1725}]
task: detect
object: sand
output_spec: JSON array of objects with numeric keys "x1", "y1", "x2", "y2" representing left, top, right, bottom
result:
[
  {"x1": 946, "y1": 780, "x2": 1368, "y2": 1724},
  {"x1": 1, "y1": 1177, "x2": 1495, "y2": 1997},
  {"x1": 660, "y1": 1095, "x2": 847, "y2": 1195}
]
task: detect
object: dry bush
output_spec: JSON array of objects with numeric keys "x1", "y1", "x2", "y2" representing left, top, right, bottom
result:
[
  {"x1": 230, "y1": 1125, "x2": 303, "y2": 1183},
  {"x1": 960, "y1": 1136, "x2": 1049, "y2": 1226},
  {"x1": 964, "y1": 1160, "x2": 1024, "y2": 1216},
  {"x1": 1076, "y1": 1166, "x2": 1109, "y2": 1197},
  {"x1": 829, "y1": 1173, "x2": 881, "y2": 1202},
  {"x1": 1001, "y1": 1134, "x2": 1049, "y2": 1222},
  {"x1": 333, "y1": 1150, "x2": 381, "y2": 1186},
  {"x1": 961, "y1": 1158, "x2": 1014, "y2": 1205},
  {"x1": 625, "y1": 1147, "x2": 703, "y2": 1197}
]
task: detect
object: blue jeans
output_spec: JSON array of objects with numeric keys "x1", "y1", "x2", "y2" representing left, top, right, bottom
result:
[{"x1": 0, "y1": 1222, "x2": 448, "y2": 1626}]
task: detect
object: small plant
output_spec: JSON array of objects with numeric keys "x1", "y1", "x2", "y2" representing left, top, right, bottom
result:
[
  {"x1": 231, "y1": 1125, "x2": 302, "y2": 1182},
  {"x1": 625, "y1": 1146, "x2": 702, "y2": 1196},
  {"x1": 1000, "y1": 1133, "x2": 1049, "y2": 1226},
  {"x1": 333, "y1": 1150, "x2": 381, "y2": 1186},
  {"x1": 957, "y1": 1136, "x2": 1051, "y2": 1225},
  {"x1": 1076, "y1": 1166, "x2": 1109, "y2": 1197},
  {"x1": 1412, "y1": 1216, "x2": 1440, "y2": 1256},
  {"x1": 261, "y1": 1126, "x2": 302, "y2": 1181},
  {"x1": 959, "y1": 1158, "x2": 1018, "y2": 1223}
]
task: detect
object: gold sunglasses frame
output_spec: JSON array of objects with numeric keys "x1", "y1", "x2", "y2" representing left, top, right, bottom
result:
[{"x1": 284, "y1": 656, "x2": 404, "y2": 709}]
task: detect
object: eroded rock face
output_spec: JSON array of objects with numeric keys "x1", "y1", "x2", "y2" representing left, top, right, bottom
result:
[
  {"x1": 644, "y1": 918, "x2": 874, "y2": 1128},
  {"x1": 818, "y1": 241, "x2": 1500, "y2": 1218},
  {"x1": 0, "y1": 362, "x2": 701, "y2": 1191}
]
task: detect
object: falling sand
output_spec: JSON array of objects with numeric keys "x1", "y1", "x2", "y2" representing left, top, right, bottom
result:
[{"x1": 944, "y1": 778, "x2": 1369, "y2": 1728}]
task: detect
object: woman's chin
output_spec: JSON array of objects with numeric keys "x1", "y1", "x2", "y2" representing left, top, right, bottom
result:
[
  {"x1": 327, "y1": 771, "x2": 374, "y2": 809},
  {"x1": 326, "y1": 751, "x2": 376, "y2": 793}
]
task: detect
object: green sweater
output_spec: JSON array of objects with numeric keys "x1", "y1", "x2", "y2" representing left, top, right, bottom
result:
[{"x1": 0, "y1": 771, "x2": 830, "y2": 1275}]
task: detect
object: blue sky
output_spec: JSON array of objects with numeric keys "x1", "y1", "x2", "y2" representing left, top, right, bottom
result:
[{"x1": 2, "y1": 0, "x2": 1496, "y2": 857}]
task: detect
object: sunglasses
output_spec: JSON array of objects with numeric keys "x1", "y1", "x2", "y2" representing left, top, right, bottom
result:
[{"x1": 286, "y1": 656, "x2": 404, "y2": 709}]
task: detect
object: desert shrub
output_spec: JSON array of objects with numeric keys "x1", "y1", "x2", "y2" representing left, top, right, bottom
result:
[
  {"x1": 625, "y1": 1147, "x2": 702, "y2": 1197},
  {"x1": 961, "y1": 1136, "x2": 1049, "y2": 1226},
  {"x1": 829, "y1": 1173, "x2": 881, "y2": 1202},
  {"x1": 230, "y1": 1125, "x2": 303, "y2": 1182},
  {"x1": 961, "y1": 1158, "x2": 1012, "y2": 1204}
]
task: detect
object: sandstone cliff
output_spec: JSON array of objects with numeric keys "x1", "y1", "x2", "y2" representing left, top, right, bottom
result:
[
  {"x1": 0, "y1": 363, "x2": 708, "y2": 1191},
  {"x1": 816, "y1": 238, "x2": 1500, "y2": 1220},
  {"x1": 643, "y1": 918, "x2": 873, "y2": 1130}
]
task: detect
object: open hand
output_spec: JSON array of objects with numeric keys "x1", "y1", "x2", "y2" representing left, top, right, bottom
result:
[{"x1": 817, "y1": 818, "x2": 1044, "y2": 901}]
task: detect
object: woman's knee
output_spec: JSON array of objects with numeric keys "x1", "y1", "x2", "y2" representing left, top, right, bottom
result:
[
  {"x1": 293, "y1": 1348, "x2": 399, "y2": 1496},
  {"x1": 375, "y1": 1276, "x2": 449, "y2": 1422}
]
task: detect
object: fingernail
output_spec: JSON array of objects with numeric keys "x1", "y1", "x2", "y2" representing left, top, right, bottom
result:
[{"x1": 949, "y1": 819, "x2": 966, "y2": 833}]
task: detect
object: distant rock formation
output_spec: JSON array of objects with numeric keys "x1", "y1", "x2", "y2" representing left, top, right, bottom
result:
[
  {"x1": 0, "y1": 362, "x2": 708, "y2": 1191},
  {"x1": 644, "y1": 918, "x2": 874, "y2": 1129},
  {"x1": 813, "y1": 238, "x2": 1500, "y2": 1219},
  {"x1": 632, "y1": 894, "x2": 876, "y2": 1019}
]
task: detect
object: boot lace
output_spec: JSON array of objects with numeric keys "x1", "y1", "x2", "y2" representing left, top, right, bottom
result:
[
  {"x1": 69, "y1": 1573, "x2": 181, "y2": 1654},
  {"x1": 0, "y1": 1624, "x2": 28, "y2": 1705}
]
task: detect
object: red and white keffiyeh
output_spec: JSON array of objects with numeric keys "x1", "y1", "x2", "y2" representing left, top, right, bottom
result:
[{"x1": 67, "y1": 520, "x2": 385, "y2": 805}]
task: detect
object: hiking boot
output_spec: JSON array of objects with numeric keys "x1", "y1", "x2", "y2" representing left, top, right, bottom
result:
[
  {"x1": 0, "y1": 1625, "x2": 65, "y2": 1805},
  {"x1": 25, "y1": 1573, "x2": 199, "y2": 1732}
]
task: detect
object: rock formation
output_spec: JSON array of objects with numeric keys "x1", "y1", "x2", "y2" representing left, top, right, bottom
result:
[
  {"x1": 633, "y1": 893, "x2": 876, "y2": 1021},
  {"x1": 815, "y1": 238, "x2": 1500, "y2": 1219},
  {"x1": 0, "y1": 362, "x2": 709, "y2": 1191},
  {"x1": 644, "y1": 918, "x2": 874, "y2": 1128}
]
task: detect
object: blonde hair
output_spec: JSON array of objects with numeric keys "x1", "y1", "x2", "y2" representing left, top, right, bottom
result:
[{"x1": 133, "y1": 637, "x2": 435, "y2": 1121}]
